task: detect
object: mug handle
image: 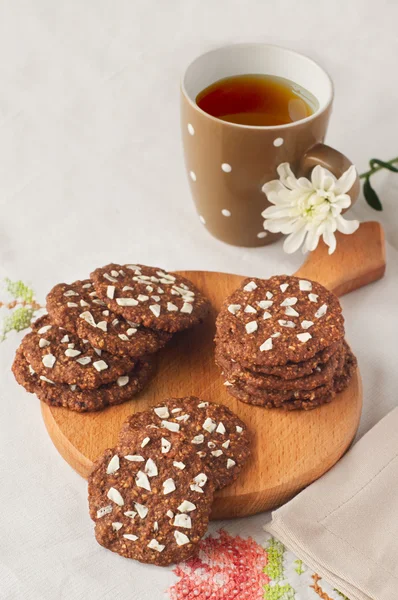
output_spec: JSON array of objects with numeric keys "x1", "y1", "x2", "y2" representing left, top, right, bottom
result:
[{"x1": 299, "y1": 143, "x2": 360, "y2": 208}]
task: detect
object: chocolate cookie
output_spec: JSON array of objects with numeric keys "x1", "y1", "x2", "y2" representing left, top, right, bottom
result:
[
  {"x1": 334, "y1": 345, "x2": 357, "y2": 393},
  {"x1": 88, "y1": 428, "x2": 214, "y2": 566},
  {"x1": 21, "y1": 316, "x2": 135, "y2": 389},
  {"x1": 216, "y1": 275, "x2": 344, "y2": 367},
  {"x1": 119, "y1": 397, "x2": 251, "y2": 490},
  {"x1": 228, "y1": 378, "x2": 335, "y2": 403},
  {"x1": 216, "y1": 345, "x2": 342, "y2": 391},
  {"x1": 46, "y1": 280, "x2": 171, "y2": 357},
  {"x1": 90, "y1": 264, "x2": 210, "y2": 333},
  {"x1": 225, "y1": 343, "x2": 353, "y2": 410},
  {"x1": 229, "y1": 382, "x2": 335, "y2": 410},
  {"x1": 12, "y1": 347, "x2": 154, "y2": 412},
  {"x1": 216, "y1": 338, "x2": 342, "y2": 379}
]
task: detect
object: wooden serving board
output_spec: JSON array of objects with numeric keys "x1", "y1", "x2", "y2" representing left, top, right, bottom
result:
[{"x1": 41, "y1": 222, "x2": 385, "y2": 519}]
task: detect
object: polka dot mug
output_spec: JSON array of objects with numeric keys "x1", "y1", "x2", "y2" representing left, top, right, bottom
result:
[{"x1": 181, "y1": 43, "x2": 359, "y2": 247}]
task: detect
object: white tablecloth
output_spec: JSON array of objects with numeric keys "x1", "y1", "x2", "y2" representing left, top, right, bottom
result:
[{"x1": 1, "y1": 1, "x2": 397, "y2": 598}]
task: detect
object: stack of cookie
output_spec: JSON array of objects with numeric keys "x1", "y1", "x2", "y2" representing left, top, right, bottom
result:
[
  {"x1": 12, "y1": 264, "x2": 210, "y2": 412},
  {"x1": 215, "y1": 275, "x2": 357, "y2": 410},
  {"x1": 88, "y1": 397, "x2": 250, "y2": 566}
]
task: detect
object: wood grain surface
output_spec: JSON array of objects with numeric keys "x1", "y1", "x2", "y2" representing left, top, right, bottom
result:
[{"x1": 41, "y1": 222, "x2": 385, "y2": 519}]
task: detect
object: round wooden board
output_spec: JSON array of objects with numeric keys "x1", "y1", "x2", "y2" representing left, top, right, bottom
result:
[{"x1": 41, "y1": 269, "x2": 363, "y2": 519}]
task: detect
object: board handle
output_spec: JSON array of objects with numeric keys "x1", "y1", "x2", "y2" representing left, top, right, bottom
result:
[{"x1": 294, "y1": 221, "x2": 386, "y2": 297}]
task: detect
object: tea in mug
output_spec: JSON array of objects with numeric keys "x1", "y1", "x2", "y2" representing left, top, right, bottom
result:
[{"x1": 196, "y1": 74, "x2": 318, "y2": 126}]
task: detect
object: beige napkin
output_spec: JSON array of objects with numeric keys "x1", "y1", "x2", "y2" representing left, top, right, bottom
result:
[{"x1": 265, "y1": 408, "x2": 398, "y2": 600}]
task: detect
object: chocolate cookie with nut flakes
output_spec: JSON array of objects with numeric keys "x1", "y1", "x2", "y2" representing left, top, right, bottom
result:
[
  {"x1": 224, "y1": 344, "x2": 353, "y2": 410},
  {"x1": 21, "y1": 316, "x2": 135, "y2": 389},
  {"x1": 216, "y1": 344, "x2": 343, "y2": 391},
  {"x1": 88, "y1": 427, "x2": 214, "y2": 566},
  {"x1": 118, "y1": 397, "x2": 251, "y2": 490},
  {"x1": 228, "y1": 382, "x2": 335, "y2": 410},
  {"x1": 46, "y1": 279, "x2": 171, "y2": 358},
  {"x1": 333, "y1": 345, "x2": 357, "y2": 393},
  {"x1": 216, "y1": 275, "x2": 344, "y2": 367},
  {"x1": 90, "y1": 264, "x2": 210, "y2": 333},
  {"x1": 216, "y1": 338, "x2": 342, "y2": 379},
  {"x1": 12, "y1": 347, "x2": 154, "y2": 412}
]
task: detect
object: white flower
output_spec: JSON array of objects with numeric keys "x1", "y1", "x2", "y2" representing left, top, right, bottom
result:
[{"x1": 262, "y1": 163, "x2": 359, "y2": 254}]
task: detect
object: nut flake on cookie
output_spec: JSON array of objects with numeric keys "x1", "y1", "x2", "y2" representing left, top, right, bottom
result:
[
  {"x1": 147, "y1": 539, "x2": 165, "y2": 552},
  {"x1": 161, "y1": 438, "x2": 171, "y2": 453},
  {"x1": 178, "y1": 500, "x2": 196, "y2": 512},
  {"x1": 190, "y1": 472, "x2": 208, "y2": 493},
  {"x1": 173, "y1": 514, "x2": 192, "y2": 528},
  {"x1": 280, "y1": 297, "x2": 298, "y2": 307},
  {"x1": 161, "y1": 420, "x2": 180, "y2": 433},
  {"x1": 136, "y1": 470, "x2": 151, "y2": 491},
  {"x1": 174, "y1": 531, "x2": 190, "y2": 546},
  {"x1": 97, "y1": 505, "x2": 112, "y2": 518},
  {"x1": 163, "y1": 478, "x2": 176, "y2": 495},
  {"x1": 285, "y1": 306, "x2": 299, "y2": 317},
  {"x1": 42, "y1": 354, "x2": 56, "y2": 368},
  {"x1": 93, "y1": 360, "x2": 108, "y2": 372},
  {"x1": 315, "y1": 304, "x2": 328, "y2": 318},
  {"x1": 243, "y1": 281, "x2": 257, "y2": 292},
  {"x1": 116, "y1": 298, "x2": 139, "y2": 307},
  {"x1": 106, "y1": 455, "x2": 120, "y2": 474},
  {"x1": 107, "y1": 487, "x2": 124, "y2": 506},
  {"x1": 191, "y1": 434, "x2": 204, "y2": 444},
  {"x1": 244, "y1": 305, "x2": 257, "y2": 314},
  {"x1": 299, "y1": 279, "x2": 312, "y2": 291},
  {"x1": 260, "y1": 338, "x2": 273, "y2": 352},
  {"x1": 202, "y1": 417, "x2": 216, "y2": 433},
  {"x1": 245, "y1": 321, "x2": 258, "y2": 334},
  {"x1": 124, "y1": 534, "x2": 139, "y2": 542},
  {"x1": 154, "y1": 406, "x2": 170, "y2": 419},
  {"x1": 297, "y1": 332, "x2": 312, "y2": 343},
  {"x1": 228, "y1": 304, "x2": 241, "y2": 315}
]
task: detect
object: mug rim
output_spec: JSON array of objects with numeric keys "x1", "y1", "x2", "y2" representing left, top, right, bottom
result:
[{"x1": 181, "y1": 42, "x2": 334, "y2": 131}]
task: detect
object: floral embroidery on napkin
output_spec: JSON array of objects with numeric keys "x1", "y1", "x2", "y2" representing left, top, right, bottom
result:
[
  {"x1": 0, "y1": 278, "x2": 43, "y2": 340},
  {"x1": 168, "y1": 529, "x2": 269, "y2": 599},
  {"x1": 168, "y1": 531, "x2": 350, "y2": 600}
]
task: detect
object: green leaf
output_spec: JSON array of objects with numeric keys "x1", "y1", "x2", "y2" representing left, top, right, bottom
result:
[
  {"x1": 363, "y1": 177, "x2": 383, "y2": 211},
  {"x1": 369, "y1": 159, "x2": 398, "y2": 173}
]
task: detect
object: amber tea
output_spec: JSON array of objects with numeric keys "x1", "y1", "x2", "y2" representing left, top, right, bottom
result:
[{"x1": 196, "y1": 74, "x2": 319, "y2": 126}]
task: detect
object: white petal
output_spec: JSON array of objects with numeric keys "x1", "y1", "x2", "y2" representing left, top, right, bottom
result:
[
  {"x1": 283, "y1": 224, "x2": 307, "y2": 254},
  {"x1": 331, "y1": 193, "x2": 352, "y2": 210},
  {"x1": 262, "y1": 179, "x2": 286, "y2": 201},
  {"x1": 323, "y1": 229, "x2": 337, "y2": 255},
  {"x1": 311, "y1": 165, "x2": 328, "y2": 191},
  {"x1": 303, "y1": 226, "x2": 321, "y2": 253},
  {"x1": 335, "y1": 214, "x2": 360, "y2": 235},
  {"x1": 277, "y1": 163, "x2": 301, "y2": 190},
  {"x1": 261, "y1": 205, "x2": 296, "y2": 219},
  {"x1": 334, "y1": 165, "x2": 357, "y2": 195},
  {"x1": 296, "y1": 177, "x2": 314, "y2": 190}
]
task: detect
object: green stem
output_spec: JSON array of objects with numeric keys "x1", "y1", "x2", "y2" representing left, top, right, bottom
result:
[{"x1": 359, "y1": 156, "x2": 398, "y2": 179}]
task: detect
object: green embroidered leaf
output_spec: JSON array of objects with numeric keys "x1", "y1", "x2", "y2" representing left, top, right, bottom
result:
[
  {"x1": 2, "y1": 306, "x2": 34, "y2": 338},
  {"x1": 363, "y1": 177, "x2": 383, "y2": 211},
  {"x1": 4, "y1": 278, "x2": 35, "y2": 303},
  {"x1": 263, "y1": 538, "x2": 286, "y2": 581},
  {"x1": 334, "y1": 590, "x2": 350, "y2": 600},
  {"x1": 263, "y1": 583, "x2": 295, "y2": 599},
  {"x1": 294, "y1": 559, "x2": 304, "y2": 575}
]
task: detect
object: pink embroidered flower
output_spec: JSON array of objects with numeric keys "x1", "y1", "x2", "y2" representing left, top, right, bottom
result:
[{"x1": 168, "y1": 529, "x2": 269, "y2": 600}]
